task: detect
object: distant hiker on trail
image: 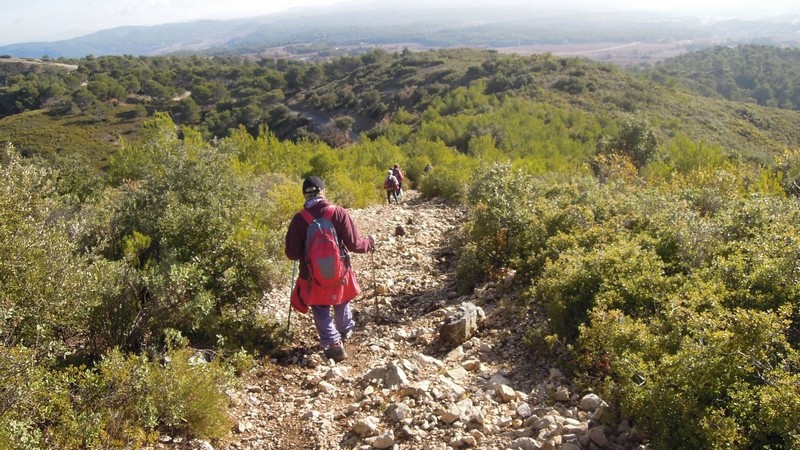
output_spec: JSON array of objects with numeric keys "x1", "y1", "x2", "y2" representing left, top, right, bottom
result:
[
  {"x1": 392, "y1": 164, "x2": 405, "y2": 196},
  {"x1": 424, "y1": 163, "x2": 432, "y2": 175},
  {"x1": 384, "y1": 169, "x2": 400, "y2": 205},
  {"x1": 285, "y1": 176, "x2": 375, "y2": 362}
]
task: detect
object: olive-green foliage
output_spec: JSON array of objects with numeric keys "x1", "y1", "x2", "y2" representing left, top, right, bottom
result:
[
  {"x1": 417, "y1": 155, "x2": 475, "y2": 202},
  {"x1": 1, "y1": 138, "x2": 242, "y2": 447},
  {"x1": 81, "y1": 114, "x2": 283, "y2": 353},
  {"x1": 457, "y1": 164, "x2": 623, "y2": 292},
  {"x1": 223, "y1": 125, "x2": 310, "y2": 179},
  {"x1": 85, "y1": 348, "x2": 233, "y2": 444},
  {"x1": 570, "y1": 184, "x2": 800, "y2": 446},
  {"x1": 461, "y1": 156, "x2": 800, "y2": 448},
  {"x1": 417, "y1": 86, "x2": 603, "y2": 172},
  {"x1": 582, "y1": 305, "x2": 800, "y2": 449},
  {"x1": 0, "y1": 145, "x2": 108, "y2": 357},
  {"x1": 649, "y1": 133, "x2": 729, "y2": 177},
  {"x1": 224, "y1": 126, "x2": 403, "y2": 207},
  {"x1": 0, "y1": 107, "x2": 145, "y2": 170},
  {"x1": 2, "y1": 111, "x2": 352, "y2": 446},
  {"x1": 325, "y1": 166, "x2": 382, "y2": 209},
  {"x1": 595, "y1": 118, "x2": 659, "y2": 168},
  {"x1": 457, "y1": 164, "x2": 541, "y2": 291},
  {"x1": 410, "y1": 139, "x2": 477, "y2": 202},
  {"x1": 775, "y1": 148, "x2": 800, "y2": 197},
  {"x1": 4, "y1": 45, "x2": 800, "y2": 449},
  {"x1": 81, "y1": 112, "x2": 414, "y2": 356},
  {"x1": 0, "y1": 347, "x2": 232, "y2": 449},
  {"x1": 648, "y1": 45, "x2": 800, "y2": 110},
  {"x1": 537, "y1": 238, "x2": 669, "y2": 341},
  {"x1": 332, "y1": 136, "x2": 405, "y2": 207},
  {"x1": 4, "y1": 47, "x2": 800, "y2": 171}
]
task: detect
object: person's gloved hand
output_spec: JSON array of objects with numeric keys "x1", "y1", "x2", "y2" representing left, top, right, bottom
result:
[{"x1": 368, "y1": 235, "x2": 375, "y2": 252}]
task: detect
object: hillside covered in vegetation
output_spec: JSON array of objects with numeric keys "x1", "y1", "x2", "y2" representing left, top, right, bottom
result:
[
  {"x1": 3, "y1": 47, "x2": 800, "y2": 169},
  {"x1": 646, "y1": 45, "x2": 800, "y2": 110},
  {"x1": 2, "y1": 45, "x2": 800, "y2": 448}
]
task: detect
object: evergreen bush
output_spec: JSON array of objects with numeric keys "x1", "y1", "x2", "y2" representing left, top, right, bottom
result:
[{"x1": 459, "y1": 159, "x2": 800, "y2": 448}]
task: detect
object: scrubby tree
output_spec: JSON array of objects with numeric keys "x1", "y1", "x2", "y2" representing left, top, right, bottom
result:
[
  {"x1": 71, "y1": 86, "x2": 97, "y2": 113},
  {"x1": 193, "y1": 81, "x2": 228, "y2": 111},
  {"x1": 175, "y1": 96, "x2": 201, "y2": 124},
  {"x1": 93, "y1": 114, "x2": 282, "y2": 352},
  {"x1": 595, "y1": 118, "x2": 658, "y2": 168},
  {"x1": 334, "y1": 115, "x2": 355, "y2": 135}
]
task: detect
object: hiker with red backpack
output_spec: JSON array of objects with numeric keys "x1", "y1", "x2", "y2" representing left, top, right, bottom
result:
[
  {"x1": 392, "y1": 164, "x2": 405, "y2": 197},
  {"x1": 384, "y1": 169, "x2": 400, "y2": 205},
  {"x1": 285, "y1": 176, "x2": 375, "y2": 362}
]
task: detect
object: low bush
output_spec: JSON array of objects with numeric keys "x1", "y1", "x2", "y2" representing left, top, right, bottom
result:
[
  {"x1": 582, "y1": 304, "x2": 800, "y2": 449},
  {"x1": 76, "y1": 117, "x2": 286, "y2": 353},
  {"x1": 0, "y1": 347, "x2": 233, "y2": 450},
  {"x1": 459, "y1": 160, "x2": 800, "y2": 448},
  {"x1": 0, "y1": 146, "x2": 107, "y2": 358},
  {"x1": 416, "y1": 154, "x2": 475, "y2": 202},
  {"x1": 456, "y1": 164, "x2": 542, "y2": 291},
  {"x1": 535, "y1": 238, "x2": 669, "y2": 341}
]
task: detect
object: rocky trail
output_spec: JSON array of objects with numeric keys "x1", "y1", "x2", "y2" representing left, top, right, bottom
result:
[{"x1": 176, "y1": 191, "x2": 649, "y2": 450}]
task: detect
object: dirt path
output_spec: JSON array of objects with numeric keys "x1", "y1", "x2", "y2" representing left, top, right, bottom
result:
[{"x1": 175, "y1": 191, "x2": 643, "y2": 450}]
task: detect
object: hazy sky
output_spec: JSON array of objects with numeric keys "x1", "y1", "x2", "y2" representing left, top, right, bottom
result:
[
  {"x1": 0, "y1": 0, "x2": 343, "y2": 45},
  {"x1": 0, "y1": 0, "x2": 797, "y2": 46}
]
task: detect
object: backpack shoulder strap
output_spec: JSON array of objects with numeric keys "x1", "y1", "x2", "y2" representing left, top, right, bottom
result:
[
  {"x1": 299, "y1": 208, "x2": 315, "y2": 224},
  {"x1": 301, "y1": 206, "x2": 336, "y2": 224}
]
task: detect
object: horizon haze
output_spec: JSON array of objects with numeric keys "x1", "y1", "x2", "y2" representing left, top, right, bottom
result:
[{"x1": 1, "y1": 0, "x2": 798, "y2": 47}]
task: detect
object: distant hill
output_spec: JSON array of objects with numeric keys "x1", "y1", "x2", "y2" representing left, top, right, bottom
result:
[
  {"x1": 646, "y1": 45, "x2": 800, "y2": 110},
  {"x1": 1, "y1": 4, "x2": 798, "y2": 64},
  {"x1": 0, "y1": 20, "x2": 261, "y2": 58}
]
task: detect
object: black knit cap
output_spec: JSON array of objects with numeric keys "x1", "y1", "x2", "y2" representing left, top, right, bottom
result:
[{"x1": 302, "y1": 176, "x2": 325, "y2": 194}]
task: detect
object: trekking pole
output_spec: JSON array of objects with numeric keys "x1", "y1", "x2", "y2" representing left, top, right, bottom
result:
[
  {"x1": 286, "y1": 260, "x2": 297, "y2": 336},
  {"x1": 371, "y1": 249, "x2": 378, "y2": 322}
]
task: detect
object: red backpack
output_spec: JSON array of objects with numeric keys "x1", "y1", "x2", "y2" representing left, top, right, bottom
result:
[
  {"x1": 393, "y1": 168, "x2": 404, "y2": 183},
  {"x1": 300, "y1": 206, "x2": 348, "y2": 288}
]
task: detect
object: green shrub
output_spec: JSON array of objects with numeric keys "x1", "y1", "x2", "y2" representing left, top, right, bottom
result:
[
  {"x1": 583, "y1": 305, "x2": 799, "y2": 449},
  {"x1": 0, "y1": 346, "x2": 66, "y2": 450},
  {"x1": 534, "y1": 238, "x2": 668, "y2": 341},
  {"x1": 595, "y1": 118, "x2": 659, "y2": 168},
  {"x1": 454, "y1": 241, "x2": 485, "y2": 294},
  {"x1": 0, "y1": 346, "x2": 234, "y2": 450},
  {"x1": 712, "y1": 237, "x2": 800, "y2": 312},
  {"x1": 775, "y1": 148, "x2": 800, "y2": 197},
  {"x1": 325, "y1": 165, "x2": 383, "y2": 209},
  {"x1": 417, "y1": 154, "x2": 475, "y2": 202},
  {"x1": 0, "y1": 146, "x2": 106, "y2": 358},
  {"x1": 78, "y1": 116, "x2": 284, "y2": 353},
  {"x1": 643, "y1": 205, "x2": 720, "y2": 276},
  {"x1": 655, "y1": 134, "x2": 729, "y2": 176},
  {"x1": 457, "y1": 164, "x2": 543, "y2": 290},
  {"x1": 452, "y1": 162, "x2": 800, "y2": 448}
]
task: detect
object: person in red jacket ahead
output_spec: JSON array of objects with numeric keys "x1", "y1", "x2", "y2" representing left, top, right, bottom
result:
[{"x1": 285, "y1": 176, "x2": 375, "y2": 362}]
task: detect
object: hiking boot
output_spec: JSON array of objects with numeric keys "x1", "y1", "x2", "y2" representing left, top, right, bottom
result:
[{"x1": 324, "y1": 341, "x2": 347, "y2": 362}]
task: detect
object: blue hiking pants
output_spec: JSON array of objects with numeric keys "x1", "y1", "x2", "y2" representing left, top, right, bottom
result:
[{"x1": 311, "y1": 303, "x2": 355, "y2": 347}]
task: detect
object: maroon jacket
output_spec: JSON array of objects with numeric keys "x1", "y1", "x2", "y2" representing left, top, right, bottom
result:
[{"x1": 285, "y1": 198, "x2": 372, "y2": 282}]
